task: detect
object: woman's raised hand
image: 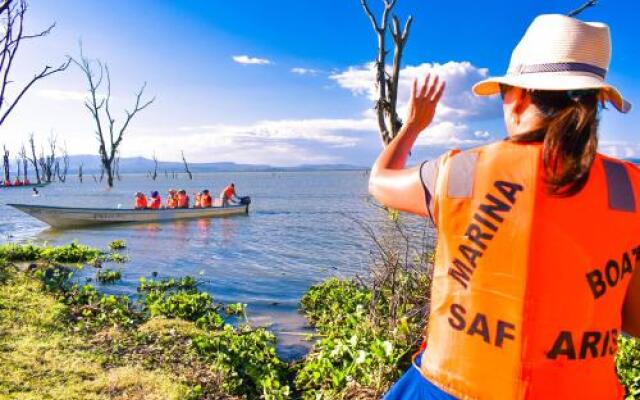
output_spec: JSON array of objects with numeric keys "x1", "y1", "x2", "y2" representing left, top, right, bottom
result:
[{"x1": 405, "y1": 74, "x2": 445, "y2": 134}]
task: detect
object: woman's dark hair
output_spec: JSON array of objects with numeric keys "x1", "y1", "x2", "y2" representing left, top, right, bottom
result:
[{"x1": 508, "y1": 85, "x2": 601, "y2": 196}]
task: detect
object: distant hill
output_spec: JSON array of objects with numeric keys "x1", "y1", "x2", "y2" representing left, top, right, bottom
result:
[{"x1": 64, "y1": 155, "x2": 365, "y2": 174}]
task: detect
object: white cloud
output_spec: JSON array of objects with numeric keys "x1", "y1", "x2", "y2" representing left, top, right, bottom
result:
[
  {"x1": 232, "y1": 55, "x2": 272, "y2": 65},
  {"x1": 291, "y1": 67, "x2": 322, "y2": 76},
  {"x1": 126, "y1": 118, "x2": 379, "y2": 166},
  {"x1": 178, "y1": 118, "x2": 376, "y2": 148},
  {"x1": 599, "y1": 141, "x2": 640, "y2": 159},
  {"x1": 37, "y1": 89, "x2": 88, "y2": 101},
  {"x1": 415, "y1": 121, "x2": 492, "y2": 147},
  {"x1": 329, "y1": 61, "x2": 499, "y2": 152},
  {"x1": 330, "y1": 61, "x2": 501, "y2": 123}
]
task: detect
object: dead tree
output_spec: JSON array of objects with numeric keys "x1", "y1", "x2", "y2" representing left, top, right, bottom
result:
[
  {"x1": 14, "y1": 156, "x2": 19, "y2": 179},
  {"x1": 18, "y1": 143, "x2": 28, "y2": 181},
  {"x1": 568, "y1": 0, "x2": 597, "y2": 17},
  {"x1": 27, "y1": 133, "x2": 40, "y2": 183},
  {"x1": 2, "y1": 145, "x2": 9, "y2": 182},
  {"x1": 56, "y1": 145, "x2": 69, "y2": 182},
  {"x1": 0, "y1": 0, "x2": 70, "y2": 128},
  {"x1": 72, "y1": 44, "x2": 154, "y2": 187},
  {"x1": 361, "y1": 0, "x2": 412, "y2": 145},
  {"x1": 78, "y1": 162, "x2": 83, "y2": 183},
  {"x1": 38, "y1": 134, "x2": 57, "y2": 182},
  {"x1": 114, "y1": 153, "x2": 121, "y2": 181},
  {"x1": 181, "y1": 150, "x2": 193, "y2": 180},
  {"x1": 149, "y1": 152, "x2": 158, "y2": 180}
]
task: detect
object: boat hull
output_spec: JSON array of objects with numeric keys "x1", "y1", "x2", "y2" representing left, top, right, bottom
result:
[
  {"x1": 7, "y1": 203, "x2": 249, "y2": 229},
  {"x1": 1, "y1": 183, "x2": 49, "y2": 189}
]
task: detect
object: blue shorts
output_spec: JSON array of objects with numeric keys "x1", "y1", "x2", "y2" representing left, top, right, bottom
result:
[{"x1": 383, "y1": 353, "x2": 457, "y2": 400}]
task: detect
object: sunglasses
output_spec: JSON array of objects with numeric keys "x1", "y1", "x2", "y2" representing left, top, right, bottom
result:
[{"x1": 499, "y1": 84, "x2": 512, "y2": 100}]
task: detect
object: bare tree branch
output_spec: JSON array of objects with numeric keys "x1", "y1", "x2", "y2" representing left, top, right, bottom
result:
[
  {"x1": 361, "y1": 0, "x2": 412, "y2": 145},
  {"x1": 71, "y1": 44, "x2": 154, "y2": 187},
  {"x1": 0, "y1": 0, "x2": 69, "y2": 128},
  {"x1": 181, "y1": 150, "x2": 193, "y2": 180},
  {"x1": 568, "y1": 0, "x2": 597, "y2": 17}
]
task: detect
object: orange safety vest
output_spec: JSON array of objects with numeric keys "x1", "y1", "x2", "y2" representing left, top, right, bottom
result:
[
  {"x1": 177, "y1": 193, "x2": 189, "y2": 208},
  {"x1": 201, "y1": 194, "x2": 212, "y2": 208},
  {"x1": 148, "y1": 196, "x2": 161, "y2": 209},
  {"x1": 135, "y1": 196, "x2": 147, "y2": 209},
  {"x1": 167, "y1": 195, "x2": 177, "y2": 209},
  {"x1": 222, "y1": 186, "x2": 235, "y2": 200},
  {"x1": 419, "y1": 141, "x2": 638, "y2": 400}
]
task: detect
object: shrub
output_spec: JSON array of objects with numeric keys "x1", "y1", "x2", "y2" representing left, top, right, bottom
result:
[
  {"x1": 109, "y1": 239, "x2": 127, "y2": 250},
  {"x1": 193, "y1": 325, "x2": 291, "y2": 399},
  {"x1": 138, "y1": 276, "x2": 198, "y2": 293},
  {"x1": 96, "y1": 268, "x2": 122, "y2": 283},
  {"x1": 0, "y1": 241, "x2": 102, "y2": 264},
  {"x1": 618, "y1": 336, "x2": 640, "y2": 400},
  {"x1": 296, "y1": 278, "x2": 410, "y2": 398}
]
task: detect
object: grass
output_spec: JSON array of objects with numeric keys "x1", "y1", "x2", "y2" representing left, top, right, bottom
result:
[{"x1": 0, "y1": 269, "x2": 188, "y2": 400}]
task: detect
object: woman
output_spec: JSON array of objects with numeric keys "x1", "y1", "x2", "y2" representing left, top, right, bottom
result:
[{"x1": 370, "y1": 15, "x2": 640, "y2": 400}]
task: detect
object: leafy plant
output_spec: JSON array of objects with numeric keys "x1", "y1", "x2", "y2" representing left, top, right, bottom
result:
[
  {"x1": 193, "y1": 326, "x2": 291, "y2": 399},
  {"x1": 0, "y1": 242, "x2": 102, "y2": 264},
  {"x1": 96, "y1": 268, "x2": 122, "y2": 283},
  {"x1": 617, "y1": 336, "x2": 640, "y2": 400},
  {"x1": 138, "y1": 276, "x2": 198, "y2": 293},
  {"x1": 109, "y1": 239, "x2": 127, "y2": 250}
]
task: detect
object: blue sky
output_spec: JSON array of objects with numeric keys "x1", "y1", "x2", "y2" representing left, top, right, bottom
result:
[{"x1": 3, "y1": 0, "x2": 639, "y2": 166}]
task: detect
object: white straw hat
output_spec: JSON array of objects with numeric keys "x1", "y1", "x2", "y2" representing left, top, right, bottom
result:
[{"x1": 473, "y1": 14, "x2": 631, "y2": 113}]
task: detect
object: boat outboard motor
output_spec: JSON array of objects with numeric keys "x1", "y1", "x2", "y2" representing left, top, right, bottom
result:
[{"x1": 239, "y1": 196, "x2": 251, "y2": 205}]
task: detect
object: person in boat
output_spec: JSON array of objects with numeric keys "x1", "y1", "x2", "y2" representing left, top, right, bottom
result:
[
  {"x1": 3, "y1": 178, "x2": 11, "y2": 186},
  {"x1": 220, "y1": 183, "x2": 238, "y2": 207},
  {"x1": 371, "y1": 15, "x2": 640, "y2": 400},
  {"x1": 166, "y1": 189, "x2": 178, "y2": 209},
  {"x1": 23, "y1": 177, "x2": 30, "y2": 185},
  {"x1": 134, "y1": 192, "x2": 148, "y2": 210},
  {"x1": 13, "y1": 177, "x2": 22, "y2": 186},
  {"x1": 200, "y1": 189, "x2": 213, "y2": 208},
  {"x1": 148, "y1": 191, "x2": 162, "y2": 209},
  {"x1": 176, "y1": 189, "x2": 190, "y2": 209},
  {"x1": 194, "y1": 192, "x2": 202, "y2": 208}
]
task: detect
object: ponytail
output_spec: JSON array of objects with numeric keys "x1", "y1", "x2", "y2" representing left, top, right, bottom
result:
[{"x1": 512, "y1": 89, "x2": 600, "y2": 196}]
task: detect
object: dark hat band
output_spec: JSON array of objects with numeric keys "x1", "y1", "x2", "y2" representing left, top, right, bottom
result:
[{"x1": 508, "y1": 62, "x2": 607, "y2": 79}]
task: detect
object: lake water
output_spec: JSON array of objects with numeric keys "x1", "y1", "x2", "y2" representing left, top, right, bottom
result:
[{"x1": 0, "y1": 171, "x2": 431, "y2": 359}]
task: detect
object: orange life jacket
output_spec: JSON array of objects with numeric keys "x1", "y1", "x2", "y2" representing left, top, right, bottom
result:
[
  {"x1": 419, "y1": 141, "x2": 638, "y2": 400},
  {"x1": 177, "y1": 193, "x2": 189, "y2": 208},
  {"x1": 222, "y1": 185, "x2": 235, "y2": 200},
  {"x1": 148, "y1": 195, "x2": 161, "y2": 209},
  {"x1": 167, "y1": 195, "x2": 177, "y2": 209},
  {"x1": 23, "y1": 178, "x2": 30, "y2": 185},
  {"x1": 14, "y1": 179, "x2": 22, "y2": 186},
  {"x1": 135, "y1": 196, "x2": 147, "y2": 209},
  {"x1": 3, "y1": 180, "x2": 11, "y2": 186},
  {"x1": 201, "y1": 194, "x2": 212, "y2": 208}
]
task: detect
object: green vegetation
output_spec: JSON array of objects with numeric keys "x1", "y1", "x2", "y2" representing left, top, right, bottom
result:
[
  {"x1": 96, "y1": 268, "x2": 122, "y2": 283},
  {"x1": 0, "y1": 241, "x2": 102, "y2": 264},
  {"x1": 108, "y1": 239, "x2": 127, "y2": 250},
  {"x1": 1, "y1": 242, "x2": 639, "y2": 400},
  {"x1": 618, "y1": 336, "x2": 640, "y2": 400}
]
